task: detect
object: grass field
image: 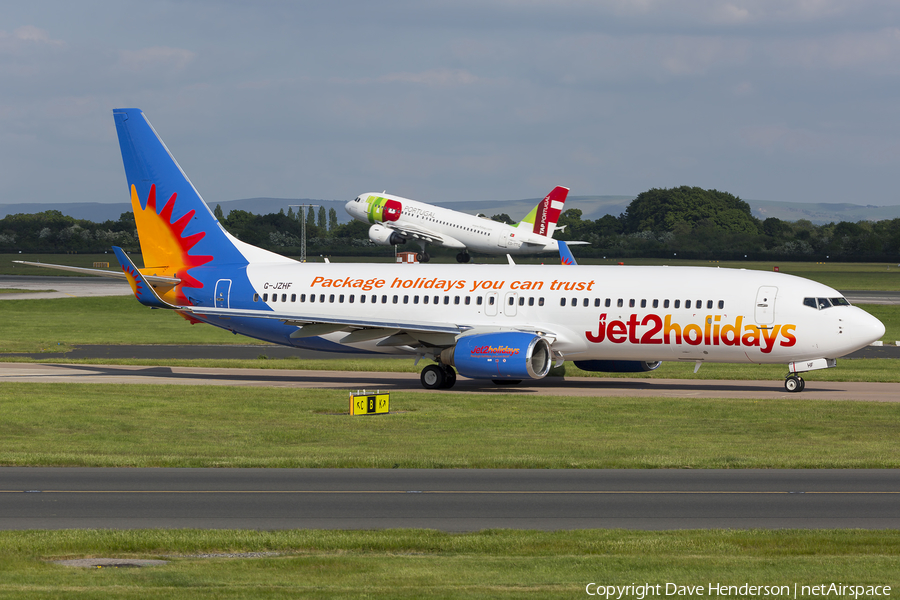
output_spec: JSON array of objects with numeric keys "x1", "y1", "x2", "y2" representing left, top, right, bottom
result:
[
  {"x1": 3, "y1": 382, "x2": 899, "y2": 468},
  {"x1": 0, "y1": 529, "x2": 898, "y2": 599}
]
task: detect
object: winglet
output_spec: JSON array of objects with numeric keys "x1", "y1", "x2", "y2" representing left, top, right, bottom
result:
[
  {"x1": 558, "y1": 240, "x2": 578, "y2": 265},
  {"x1": 112, "y1": 246, "x2": 179, "y2": 309}
]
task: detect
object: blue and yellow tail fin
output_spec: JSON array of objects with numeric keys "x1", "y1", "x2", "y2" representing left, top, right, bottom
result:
[
  {"x1": 558, "y1": 240, "x2": 578, "y2": 265},
  {"x1": 113, "y1": 108, "x2": 292, "y2": 306}
]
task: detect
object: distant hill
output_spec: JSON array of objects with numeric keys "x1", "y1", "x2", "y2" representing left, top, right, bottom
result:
[{"x1": 3, "y1": 195, "x2": 900, "y2": 225}]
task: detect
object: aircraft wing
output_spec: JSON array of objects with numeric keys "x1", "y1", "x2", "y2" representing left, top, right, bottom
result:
[
  {"x1": 381, "y1": 222, "x2": 465, "y2": 249},
  {"x1": 12, "y1": 260, "x2": 181, "y2": 286}
]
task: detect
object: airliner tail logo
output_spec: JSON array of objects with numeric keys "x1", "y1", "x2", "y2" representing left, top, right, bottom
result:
[
  {"x1": 520, "y1": 186, "x2": 569, "y2": 236},
  {"x1": 131, "y1": 184, "x2": 213, "y2": 305}
]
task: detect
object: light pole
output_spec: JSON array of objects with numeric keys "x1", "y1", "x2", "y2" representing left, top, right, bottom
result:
[{"x1": 289, "y1": 204, "x2": 319, "y2": 262}]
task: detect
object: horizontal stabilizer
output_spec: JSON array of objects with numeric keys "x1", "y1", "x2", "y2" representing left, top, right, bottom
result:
[
  {"x1": 111, "y1": 246, "x2": 179, "y2": 309},
  {"x1": 12, "y1": 260, "x2": 181, "y2": 286}
]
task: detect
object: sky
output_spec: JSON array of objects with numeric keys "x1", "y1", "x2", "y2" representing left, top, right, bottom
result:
[{"x1": 2, "y1": 0, "x2": 900, "y2": 209}]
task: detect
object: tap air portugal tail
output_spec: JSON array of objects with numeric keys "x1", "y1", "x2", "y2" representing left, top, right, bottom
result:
[
  {"x1": 15, "y1": 108, "x2": 887, "y2": 393},
  {"x1": 518, "y1": 186, "x2": 568, "y2": 238}
]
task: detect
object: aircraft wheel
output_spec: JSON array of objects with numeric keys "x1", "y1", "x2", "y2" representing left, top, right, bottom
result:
[
  {"x1": 421, "y1": 364, "x2": 445, "y2": 389},
  {"x1": 456, "y1": 252, "x2": 470, "y2": 263},
  {"x1": 416, "y1": 252, "x2": 431, "y2": 263},
  {"x1": 784, "y1": 376, "x2": 803, "y2": 393},
  {"x1": 492, "y1": 379, "x2": 522, "y2": 386},
  {"x1": 440, "y1": 366, "x2": 457, "y2": 389}
]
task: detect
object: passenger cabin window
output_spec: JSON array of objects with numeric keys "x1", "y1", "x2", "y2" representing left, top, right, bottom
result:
[
  {"x1": 674, "y1": 299, "x2": 680, "y2": 309},
  {"x1": 707, "y1": 300, "x2": 713, "y2": 309},
  {"x1": 718, "y1": 300, "x2": 724, "y2": 309},
  {"x1": 617, "y1": 299, "x2": 624, "y2": 308},
  {"x1": 685, "y1": 300, "x2": 691, "y2": 309}
]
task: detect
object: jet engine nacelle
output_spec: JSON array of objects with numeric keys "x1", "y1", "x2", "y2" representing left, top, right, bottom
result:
[
  {"x1": 440, "y1": 332, "x2": 552, "y2": 380},
  {"x1": 574, "y1": 360, "x2": 662, "y2": 373},
  {"x1": 368, "y1": 224, "x2": 406, "y2": 246}
]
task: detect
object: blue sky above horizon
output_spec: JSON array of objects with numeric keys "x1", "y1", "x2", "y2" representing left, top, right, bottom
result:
[{"x1": 2, "y1": 1, "x2": 900, "y2": 208}]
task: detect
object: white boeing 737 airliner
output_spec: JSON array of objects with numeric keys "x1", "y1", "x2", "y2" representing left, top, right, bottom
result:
[
  {"x1": 345, "y1": 186, "x2": 584, "y2": 263},
  {"x1": 18, "y1": 109, "x2": 885, "y2": 392}
]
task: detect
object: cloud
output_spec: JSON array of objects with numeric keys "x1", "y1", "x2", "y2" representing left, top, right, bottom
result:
[
  {"x1": 331, "y1": 68, "x2": 480, "y2": 87},
  {"x1": 115, "y1": 46, "x2": 196, "y2": 74}
]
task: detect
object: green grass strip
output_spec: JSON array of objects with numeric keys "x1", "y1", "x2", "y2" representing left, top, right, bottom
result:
[
  {"x1": 2, "y1": 383, "x2": 899, "y2": 468},
  {"x1": 0, "y1": 530, "x2": 898, "y2": 599}
]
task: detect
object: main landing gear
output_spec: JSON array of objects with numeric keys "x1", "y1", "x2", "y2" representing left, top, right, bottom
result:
[
  {"x1": 456, "y1": 252, "x2": 470, "y2": 263},
  {"x1": 415, "y1": 251, "x2": 431, "y2": 263},
  {"x1": 420, "y1": 364, "x2": 457, "y2": 389},
  {"x1": 784, "y1": 373, "x2": 805, "y2": 393}
]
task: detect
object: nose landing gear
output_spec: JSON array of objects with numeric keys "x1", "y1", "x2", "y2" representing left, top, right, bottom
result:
[{"x1": 784, "y1": 374, "x2": 805, "y2": 393}]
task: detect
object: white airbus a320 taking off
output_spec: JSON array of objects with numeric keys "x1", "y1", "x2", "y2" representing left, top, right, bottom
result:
[
  {"x1": 345, "y1": 186, "x2": 584, "y2": 263},
  {"x1": 19, "y1": 109, "x2": 885, "y2": 392}
]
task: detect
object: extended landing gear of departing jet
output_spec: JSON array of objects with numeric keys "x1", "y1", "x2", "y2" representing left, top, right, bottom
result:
[
  {"x1": 456, "y1": 252, "x2": 471, "y2": 263},
  {"x1": 415, "y1": 251, "x2": 431, "y2": 263},
  {"x1": 420, "y1": 364, "x2": 456, "y2": 389},
  {"x1": 784, "y1": 374, "x2": 805, "y2": 393}
]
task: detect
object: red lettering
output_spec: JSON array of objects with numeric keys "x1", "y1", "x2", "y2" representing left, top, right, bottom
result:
[
  {"x1": 760, "y1": 325, "x2": 782, "y2": 353},
  {"x1": 664, "y1": 315, "x2": 682, "y2": 344},
  {"x1": 720, "y1": 316, "x2": 742, "y2": 346},
  {"x1": 683, "y1": 324, "x2": 703, "y2": 345},
  {"x1": 780, "y1": 324, "x2": 797, "y2": 347},
  {"x1": 586, "y1": 314, "x2": 607, "y2": 343},
  {"x1": 607, "y1": 320, "x2": 627, "y2": 343},
  {"x1": 640, "y1": 314, "x2": 663, "y2": 344},
  {"x1": 627, "y1": 314, "x2": 641, "y2": 344}
]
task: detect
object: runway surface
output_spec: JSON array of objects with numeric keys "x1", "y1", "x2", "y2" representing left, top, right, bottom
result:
[
  {"x1": 2, "y1": 468, "x2": 899, "y2": 530},
  {"x1": 2, "y1": 361, "x2": 899, "y2": 400}
]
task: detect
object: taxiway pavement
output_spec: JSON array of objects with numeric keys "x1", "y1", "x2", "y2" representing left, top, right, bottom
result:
[
  {"x1": 2, "y1": 361, "x2": 899, "y2": 400},
  {"x1": 2, "y1": 468, "x2": 899, "y2": 530}
]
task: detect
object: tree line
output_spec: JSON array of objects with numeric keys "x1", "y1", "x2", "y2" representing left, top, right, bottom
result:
[{"x1": 2, "y1": 186, "x2": 899, "y2": 261}]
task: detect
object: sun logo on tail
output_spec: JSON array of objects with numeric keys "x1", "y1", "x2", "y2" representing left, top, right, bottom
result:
[
  {"x1": 120, "y1": 262, "x2": 144, "y2": 297},
  {"x1": 131, "y1": 184, "x2": 213, "y2": 305}
]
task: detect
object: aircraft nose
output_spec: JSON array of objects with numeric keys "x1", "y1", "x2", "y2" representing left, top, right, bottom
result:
[
  {"x1": 854, "y1": 307, "x2": 885, "y2": 346},
  {"x1": 344, "y1": 198, "x2": 357, "y2": 215}
]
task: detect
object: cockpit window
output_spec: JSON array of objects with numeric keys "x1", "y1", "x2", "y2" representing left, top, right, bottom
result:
[{"x1": 804, "y1": 297, "x2": 848, "y2": 310}]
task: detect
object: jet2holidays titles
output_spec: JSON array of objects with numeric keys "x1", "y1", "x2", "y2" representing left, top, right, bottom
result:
[{"x1": 256, "y1": 274, "x2": 801, "y2": 353}]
